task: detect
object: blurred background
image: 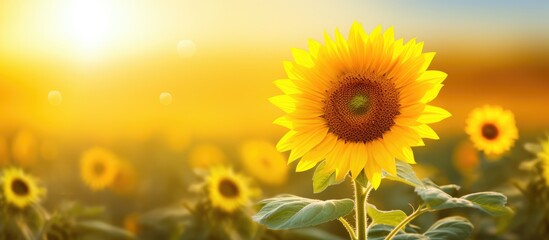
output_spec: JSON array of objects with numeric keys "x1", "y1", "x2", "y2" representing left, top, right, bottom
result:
[{"x1": 0, "y1": 0, "x2": 548, "y2": 239}]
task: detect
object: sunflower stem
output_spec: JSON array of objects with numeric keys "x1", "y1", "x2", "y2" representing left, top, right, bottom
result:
[
  {"x1": 353, "y1": 179, "x2": 370, "y2": 240},
  {"x1": 338, "y1": 217, "x2": 357, "y2": 240},
  {"x1": 384, "y1": 205, "x2": 429, "y2": 240}
]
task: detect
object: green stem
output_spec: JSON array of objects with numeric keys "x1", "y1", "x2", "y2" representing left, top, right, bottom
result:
[
  {"x1": 354, "y1": 180, "x2": 370, "y2": 240},
  {"x1": 338, "y1": 217, "x2": 357, "y2": 240},
  {"x1": 384, "y1": 206, "x2": 429, "y2": 240}
]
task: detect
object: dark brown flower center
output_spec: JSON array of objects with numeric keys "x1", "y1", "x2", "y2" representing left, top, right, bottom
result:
[
  {"x1": 481, "y1": 123, "x2": 498, "y2": 140},
  {"x1": 11, "y1": 178, "x2": 30, "y2": 196},
  {"x1": 323, "y1": 73, "x2": 400, "y2": 143},
  {"x1": 218, "y1": 178, "x2": 239, "y2": 198},
  {"x1": 93, "y1": 161, "x2": 106, "y2": 176}
]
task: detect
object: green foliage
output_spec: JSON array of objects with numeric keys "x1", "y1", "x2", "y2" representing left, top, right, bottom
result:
[
  {"x1": 367, "y1": 204, "x2": 407, "y2": 227},
  {"x1": 384, "y1": 161, "x2": 425, "y2": 188},
  {"x1": 423, "y1": 217, "x2": 473, "y2": 240},
  {"x1": 44, "y1": 201, "x2": 134, "y2": 240},
  {"x1": 367, "y1": 217, "x2": 473, "y2": 240},
  {"x1": 368, "y1": 225, "x2": 427, "y2": 240},
  {"x1": 312, "y1": 161, "x2": 344, "y2": 193},
  {"x1": 415, "y1": 185, "x2": 513, "y2": 216},
  {"x1": 252, "y1": 195, "x2": 354, "y2": 229}
]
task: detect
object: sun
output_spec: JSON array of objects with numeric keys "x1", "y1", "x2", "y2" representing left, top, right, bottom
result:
[
  {"x1": 1, "y1": 167, "x2": 46, "y2": 209},
  {"x1": 270, "y1": 22, "x2": 450, "y2": 188},
  {"x1": 80, "y1": 147, "x2": 120, "y2": 191},
  {"x1": 465, "y1": 105, "x2": 518, "y2": 156},
  {"x1": 206, "y1": 166, "x2": 257, "y2": 213}
]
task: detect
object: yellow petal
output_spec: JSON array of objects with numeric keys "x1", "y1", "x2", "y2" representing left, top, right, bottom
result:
[
  {"x1": 291, "y1": 48, "x2": 315, "y2": 68},
  {"x1": 269, "y1": 95, "x2": 296, "y2": 113},
  {"x1": 418, "y1": 105, "x2": 452, "y2": 124},
  {"x1": 349, "y1": 143, "x2": 367, "y2": 178},
  {"x1": 276, "y1": 130, "x2": 297, "y2": 152},
  {"x1": 273, "y1": 79, "x2": 301, "y2": 95},
  {"x1": 371, "y1": 141, "x2": 396, "y2": 175},
  {"x1": 288, "y1": 128, "x2": 328, "y2": 163},
  {"x1": 412, "y1": 124, "x2": 439, "y2": 139},
  {"x1": 308, "y1": 39, "x2": 321, "y2": 58}
]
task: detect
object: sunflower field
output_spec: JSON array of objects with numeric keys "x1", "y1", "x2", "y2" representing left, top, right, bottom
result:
[{"x1": 1, "y1": 1, "x2": 548, "y2": 240}]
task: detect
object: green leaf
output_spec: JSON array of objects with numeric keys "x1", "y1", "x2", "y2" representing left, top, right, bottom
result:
[
  {"x1": 415, "y1": 186, "x2": 512, "y2": 216},
  {"x1": 424, "y1": 216, "x2": 473, "y2": 240},
  {"x1": 422, "y1": 179, "x2": 460, "y2": 196},
  {"x1": 461, "y1": 192, "x2": 514, "y2": 216},
  {"x1": 367, "y1": 204, "x2": 407, "y2": 227},
  {"x1": 75, "y1": 221, "x2": 134, "y2": 240},
  {"x1": 355, "y1": 170, "x2": 369, "y2": 188},
  {"x1": 312, "y1": 161, "x2": 344, "y2": 193},
  {"x1": 252, "y1": 195, "x2": 354, "y2": 230},
  {"x1": 384, "y1": 161, "x2": 424, "y2": 188},
  {"x1": 367, "y1": 225, "x2": 427, "y2": 240}
]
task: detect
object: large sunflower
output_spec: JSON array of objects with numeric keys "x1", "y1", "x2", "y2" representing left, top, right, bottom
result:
[
  {"x1": 465, "y1": 105, "x2": 518, "y2": 156},
  {"x1": 206, "y1": 166, "x2": 257, "y2": 213},
  {"x1": 80, "y1": 147, "x2": 120, "y2": 191},
  {"x1": 1, "y1": 167, "x2": 45, "y2": 209},
  {"x1": 240, "y1": 140, "x2": 288, "y2": 186},
  {"x1": 270, "y1": 22, "x2": 450, "y2": 188}
]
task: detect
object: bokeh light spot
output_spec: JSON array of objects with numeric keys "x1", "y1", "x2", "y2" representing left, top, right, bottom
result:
[
  {"x1": 48, "y1": 90, "x2": 63, "y2": 106},
  {"x1": 159, "y1": 92, "x2": 173, "y2": 105},
  {"x1": 177, "y1": 40, "x2": 196, "y2": 58}
]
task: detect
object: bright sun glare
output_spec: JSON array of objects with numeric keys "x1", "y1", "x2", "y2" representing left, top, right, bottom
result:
[{"x1": 62, "y1": 0, "x2": 113, "y2": 59}]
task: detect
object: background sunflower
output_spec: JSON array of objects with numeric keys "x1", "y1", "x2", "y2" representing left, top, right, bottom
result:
[
  {"x1": 240, "y1": 140, "x2": 288, "y2": 186},
  {"x1": 206, "y1": 167, "x2": 257, "y2": 213},
  {"x1": 80, "y1": 147, "x2": 120, "y2": 191},
  {"x1": 465, "y1": 105, "x2": 518, "y2": 156},
  {"x1": 1, "y1": 167, "x2": 45, "y2": 209}
]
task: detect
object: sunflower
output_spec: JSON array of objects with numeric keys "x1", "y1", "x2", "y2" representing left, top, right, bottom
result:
[
  {"x1": 452, "y1": 140, "x2": 479, "y2": 176},
  {"x1": 111, "y1": 159, "x2": 138, "y2": 195},
  {"x1": 188, "y1": 144, "x2": 226, "y2": 169},
  {"x1": 465, "y1": 105, "x2": 518, "y2": 156},
  {"x1": 80, "y1": 147, "x2": 120, "y2": 191},
  {"x1": 270, "y1": 22, "x2": 450, "y2": 188},
  {"x1": 538, "y1": 135, "x2": 549, "y2": 186},
  {"x1": 1, "y1": 167, "x2": 45, "y2": 209},
  {"x1": 240, "y1": 140, "x2": 288, "y2": 186},
  {"x1": 206, "y1": 166, "x2": 257, "y2": 213},
  {"x1": 12, "y1": 130, "x2": 38, "y2": 167}
]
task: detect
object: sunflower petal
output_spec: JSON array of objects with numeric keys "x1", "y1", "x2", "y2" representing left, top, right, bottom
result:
[{"x1": 418, "y1": 105, "x2": 451, "y2": 124}]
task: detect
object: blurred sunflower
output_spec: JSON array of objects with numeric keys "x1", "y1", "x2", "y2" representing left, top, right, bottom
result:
[
  {"x1": 80, "y1": 147, "x2": 119, "y2": 191},
  {"x1": 538, "y1": 135, "x2": 549, "y2": 186},
  {"x1": 12, "y1": 130, "x2": 38, "y2": 167},
  {"x1": 453, "y1": 140, "x2": 479, "y2": 176},
  {"x1": 270, "y1": 22, "x2": 450, "y2": 188},
  {"x1": 465, "y1": 105, "x2": 518, "y2": 156},
  {"x1": 188, "y1": 144, "x2": 226, "y2": 169},
  {"x1": 111, "y1": 159, "x2": 138, "y2": 195},
  {"x1": 123, "y1": 213, "x2": 140, "y2": 235},
  {"x1": 206, "y1": 166, "x2": 257, "y2": 213},
  {"x1": 240, "y1": 140, "x2": 288, "y2": 186},
  {"x1": 1, "y1": 167, "x2": 45, "y2": 209}
]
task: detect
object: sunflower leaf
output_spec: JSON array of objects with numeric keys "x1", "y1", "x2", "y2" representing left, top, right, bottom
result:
[
  {"x1": 252, "y1": 195, "x2": 354, "y2": 229},
  {"x1": 415, "y1": 186, "x2": 513, "y2": 216},
  {"x1": 355, "y1": 170, "x2": 369, "y2": 188},
  {"x1": 424, "y1": 216, "x2": 474, "y2": 240},
  {"x1": 367, "y1": 204, "x2": 407, "y2": 227},
  {"x1": 312, "y1": 161, "x2": 344, "y2": 193},
  {"x1": 367, "y1": 224, "x2": 427, "y2": 240},
  {"x1": 384, "y1": 161, "x2": 424, "y2": 188}
]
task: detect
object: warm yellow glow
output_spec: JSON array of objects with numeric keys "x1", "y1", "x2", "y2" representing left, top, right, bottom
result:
[
  {"x1": 177, "y1": 40, "x2": 196, "y2": 58},
  {"x1": 60, "y1": 0, "x2": 113, "y2": 59}
]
